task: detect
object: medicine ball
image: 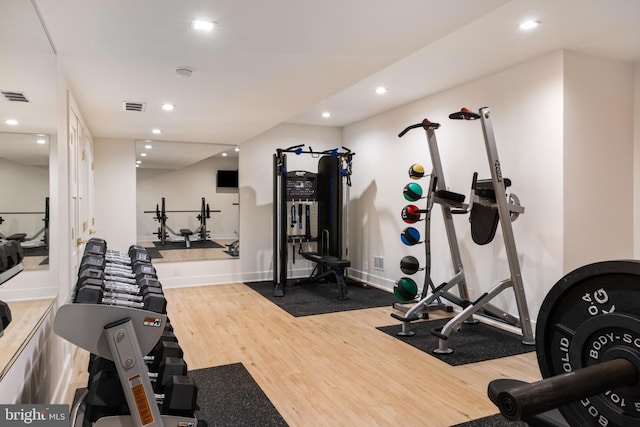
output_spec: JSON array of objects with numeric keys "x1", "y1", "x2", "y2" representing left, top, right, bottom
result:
[
  {"x1": 400, "y1": 227, "x2": 421, "y2": 246},
  {"x1": 400, "y1": 255, "x2": 420, "y2": 275},
  {"x1": 408, "y1": 164, "x2": 425, "y2": 180},
  {"x1": 403, "y1": 182, "x2": 423, "y2": 202},
  {"x1": 401, "y1": 205, "x2": 421, "y2": 224},
  {"x1": 394, "y1": 277, "x2": 418, "y2": 302}
]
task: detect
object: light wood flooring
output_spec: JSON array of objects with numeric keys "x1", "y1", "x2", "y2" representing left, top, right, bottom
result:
[{"x1": 65, "y1": 283, "x2": 541, "y2": 426}]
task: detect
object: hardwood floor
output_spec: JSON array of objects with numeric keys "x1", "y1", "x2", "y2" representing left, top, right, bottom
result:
[{"x1": 65, "y1": 283, "x2": 541, "y2": 426}]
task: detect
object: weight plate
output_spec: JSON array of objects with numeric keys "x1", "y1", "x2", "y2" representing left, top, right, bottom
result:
[{"x1": 536, "y1": 260, "x2": 640, "y2": 427}]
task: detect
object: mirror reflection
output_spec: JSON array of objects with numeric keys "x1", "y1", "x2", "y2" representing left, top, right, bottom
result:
[
  {"x1": 135, "y1": 140, "x2": 239, "y2": 262},
  {"x1": 0, "y1": 132, "x2": 50, "y2": 270},
  {"x1": 0, "y1": 0, "x2": 57, "y2": 381},
  {"x1": 0, "y1": 0, "x2": 56, "y2": 274}
]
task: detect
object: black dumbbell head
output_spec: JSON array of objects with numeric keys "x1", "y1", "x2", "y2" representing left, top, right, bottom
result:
[
  {"x1": 84, "y1": 238, "x2": 107, "y2": 256},
  {"x1": 162, "y1": 375, "x2": 198, "y2": 415}
]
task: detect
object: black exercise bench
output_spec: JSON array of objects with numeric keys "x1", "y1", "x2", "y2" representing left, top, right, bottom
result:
[{"x1": 298, "y1": 251, "x2": 351, "y2": 300}]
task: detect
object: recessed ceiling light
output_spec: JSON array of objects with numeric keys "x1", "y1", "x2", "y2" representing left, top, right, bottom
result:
[
  {"x1": 322, "y1": 112, "x2": 331, "y2": 118},
  {"x1": 161, "y1": 103, "x2": 175, "y2": 111},
  {"x1": 222, "y1": 152, "x2": 227, "y2": 157},
  {"x1": 235, "y1": 146, "x2": 240, "y2": 152},
  {"x1": 136, "y1": 160, "x2": 142, "y2": 164},
  {"x1": 375, "y1": 87, "x2": 387, "y2": 95},
  {"x1": 5, "y1": 119, "x2": 18, "y2": 125},
  {"x1": 36, "y1": 139, "x2": 46, "y2": 144},
  {"x1": 136, "y1": 164, "x2": 140, "y2": 168},
  {"x1": 152, "y1": 128, "x2": 162, "y2": 134},
  {"x1": 192, "y1": 19, "x2": 214, "y2": 32},
  {"x1": 519, "y1": 20, "x2": 540, "y2": 30},
  {"x1": 145, "y1": 144, "x2": 152, "y2": 149},
  {"x1": 141, "y1": 153, "x2": 147, "y2": 157}
]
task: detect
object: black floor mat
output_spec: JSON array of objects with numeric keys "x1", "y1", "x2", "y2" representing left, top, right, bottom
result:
[
  {"x1": 72, "y1": 363, "x2": 287, "y2": 427},
  {"x1": 145, "y1": 247, "x2": 163, "y2": 259},
  {"x1": 22, "y1": 246, "x2": 48, "y2": 257},
  {"x1": 451, "y1": 414, "x2": 527, "y2": 426},
  {"x1": 377, "y1": 317, "x2": 535, "y2": 366},
  {"x1": 190, "y1": 363, "x2": 288, "y2": 427},
  {"x1": 152, "y1": 240, "x2": 224, "y2": 249},
  {"x1": 245, "y1": 280, "x2": 398, "y2": 317}
]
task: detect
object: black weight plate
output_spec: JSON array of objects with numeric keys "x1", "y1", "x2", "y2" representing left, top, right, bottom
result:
[{"x1": 536, "y1": 260, "x2": 640, "y2": 427}]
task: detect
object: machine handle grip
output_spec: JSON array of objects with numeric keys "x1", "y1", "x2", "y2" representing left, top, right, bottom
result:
[
  {"x1": 398, "y1": 119, "x2": 441, "y2": 137},
  {"x1": 449, "y1": 107, "x2": 481, "y2": 120},
  {"x1": 495, "y1": 358, "x2": 637, "y2": 421}
]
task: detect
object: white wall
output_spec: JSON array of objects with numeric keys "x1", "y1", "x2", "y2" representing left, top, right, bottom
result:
[
  {"x1": 93, "y1": 138, "x2": 137, "y2": 250},
  {"x1": 136, "y1": 156, "x2": 239, "y2": 241},
  {"x1": 344, "y1": 51, "x2": 565, "y2": 322},
  {"x1": 563, "y1": 52, "x2": 634, "y2": 271}
]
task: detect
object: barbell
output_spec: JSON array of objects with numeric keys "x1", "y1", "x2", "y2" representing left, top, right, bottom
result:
[{"x1": 491, "y1": 260, "x2": 640, "y2": 427}]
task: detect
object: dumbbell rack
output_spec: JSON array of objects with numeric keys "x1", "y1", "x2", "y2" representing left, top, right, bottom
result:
[{"x1": 54, "y1": 244, "x2": 198, "y2": 427}]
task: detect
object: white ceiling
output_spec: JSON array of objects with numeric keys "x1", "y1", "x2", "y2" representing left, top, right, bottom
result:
[{"x1": 3, "y1": 0, "x2": 640, "y2": 153}]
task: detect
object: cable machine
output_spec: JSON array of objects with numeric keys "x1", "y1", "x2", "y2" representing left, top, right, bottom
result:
[{"x1": 273, "y1": 145, "x2": 355, "y2": 298}]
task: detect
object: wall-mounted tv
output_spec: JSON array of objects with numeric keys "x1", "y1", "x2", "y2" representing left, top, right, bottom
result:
[{"x1": 217, "y1": 169, "x2": 238, "y2": 188}]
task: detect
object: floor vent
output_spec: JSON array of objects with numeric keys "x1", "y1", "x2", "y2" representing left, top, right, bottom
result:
[
  {"x1": 1, "y1": 91, "x2": 29, "y2": 102},
  {"x1": 123, "y1": 101, "x2": 146, "y2": 112}
]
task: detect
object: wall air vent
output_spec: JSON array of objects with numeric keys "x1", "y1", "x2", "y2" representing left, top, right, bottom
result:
[
  {"x1": 123, "y1": 101, "x2": 146, "y2": 112},
  {"x1": 1, "y1": 91, "x2": 29, "y2": 102}
]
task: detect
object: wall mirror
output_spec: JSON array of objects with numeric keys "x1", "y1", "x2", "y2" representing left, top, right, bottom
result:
[
  {"x1": 0, "y1": 132, "x2": 50, "y2": 270},
  {"x1": 0, "y1": 0, "x2": 57, "y2": 380},
  {"x1": 136, "y1": 140, "x2": 239, "y2": 262}
]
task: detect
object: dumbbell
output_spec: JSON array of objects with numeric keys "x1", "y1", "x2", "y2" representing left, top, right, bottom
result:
[
  {"x1": 87, "y1": 333, "x2": 182, "y2": 388},
  {"x1": 74, "y1": 280, "x2": 167, "y2": 313},
  {"x1": 85, "y1": 363, "x2": 197, "y2": 420},
  {"x1": 84, "y1": 237, "x2": 107, "y2": 255},
  {"x1": 0, "y1": 240, "x2": 23, "y2": 272},
  {"x1": 89, "y1": 355, "x2": 187, "y2": 393},
  {"x1": 78, "y1": 272, "x2": 162, "y2": 296},
  {"x1": 129, "y1": 245, "x2": 153, "y2": 264},
  {"x1": 80, "y1": 266, "x2": 140, "y2": 286},
  {"x1": 0, "y1": 300, "x2": 11, "y2": 333},
  {"x1": 79, "y1": 254, "x2": 157, "y2": 282}
]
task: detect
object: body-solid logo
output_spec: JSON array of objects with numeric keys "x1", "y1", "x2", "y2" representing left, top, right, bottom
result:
[{"x1": 1, "y1": 405, "x2": 68, "y2": 426}]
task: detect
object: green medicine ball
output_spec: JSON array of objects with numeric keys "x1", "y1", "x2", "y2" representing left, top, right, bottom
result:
[
  {"x1": 394, "y1": 277, "x2": 418, "y2": 302},
  {"x1": 403, "y1": 182, "x2": 423, "y2": 202},
  {"x1": 408, "y1": 164, "x2": 425, "y2": 180}
]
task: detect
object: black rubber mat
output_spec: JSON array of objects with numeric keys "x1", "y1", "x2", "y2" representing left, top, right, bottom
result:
[
  {"x1": 72, "y1": 363, "x2": 287, "y2": 427},
  {"x1": 145, "y1": 247, "x2": 163, "y2": 259},
  {"x1": 377, "y1": 317, "x2": 535, "y2": 366},
  {"x1": 22, "y1": 246, "x2": 49, "y2": 257},
  {"x1": 152, "y1": 239, "x2": 224, "y2": 249},
  {"x1": 189, "y1": 363, "x2": 288, "y2": 427},
  {"x1": 245, "y1": 280, "x2": 398, "y2": 317},
  {"x1": 451, "y1": 414, "x2": 527, "y2": 426}
]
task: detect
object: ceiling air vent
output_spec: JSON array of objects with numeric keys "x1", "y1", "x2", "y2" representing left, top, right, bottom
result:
[
  {"x1": 1, "y1": 91, "x2": 29, "y2": 102},
  {"x1": 123, "y1": 101, "x2": 146, "y2": 112}
]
